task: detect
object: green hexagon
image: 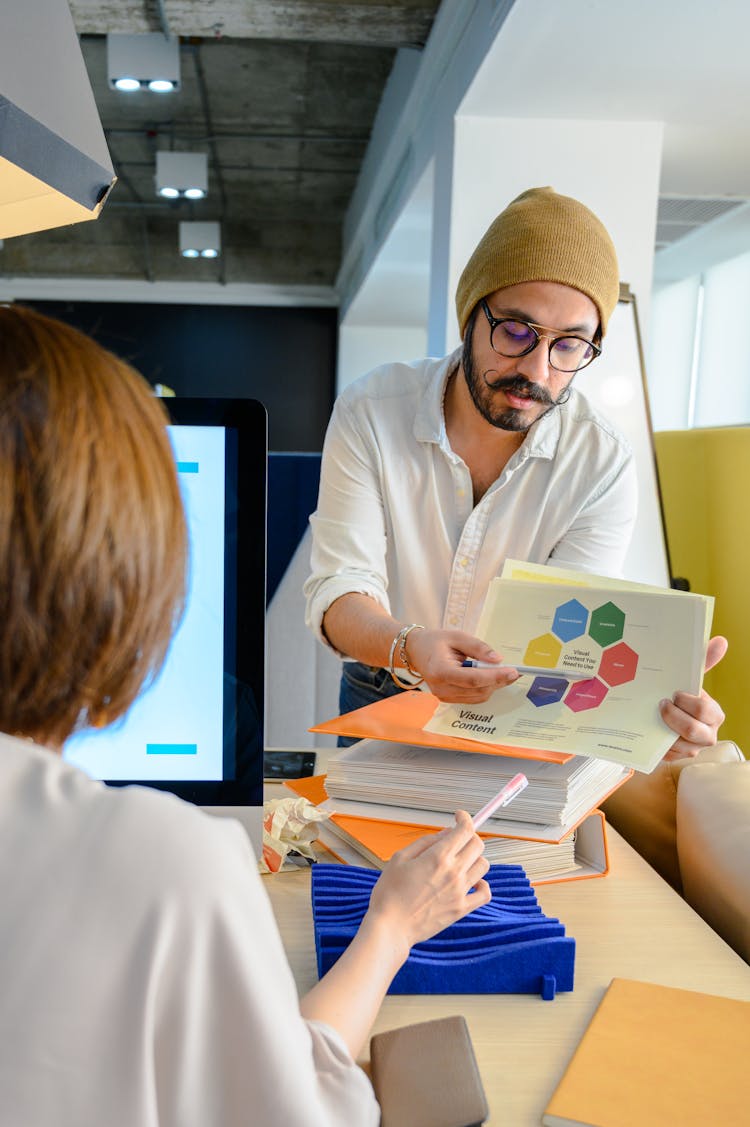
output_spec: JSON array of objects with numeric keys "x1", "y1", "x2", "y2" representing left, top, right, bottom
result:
[{"x1": 589, "y1": 601, "x2": 625, "y2": 647}]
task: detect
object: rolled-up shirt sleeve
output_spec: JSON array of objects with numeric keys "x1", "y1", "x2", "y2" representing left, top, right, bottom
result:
[{"x1": 304, "y1": 395, "x2": 392, "y2": 653}]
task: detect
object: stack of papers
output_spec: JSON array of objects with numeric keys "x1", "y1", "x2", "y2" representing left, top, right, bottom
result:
[{"x1": 324, "y1": 738, "x2": 630, "y2": 833}]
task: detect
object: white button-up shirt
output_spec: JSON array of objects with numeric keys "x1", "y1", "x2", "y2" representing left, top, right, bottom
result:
[{"x1": 305, "y1": 351, "x2": 637, "y2": 656}]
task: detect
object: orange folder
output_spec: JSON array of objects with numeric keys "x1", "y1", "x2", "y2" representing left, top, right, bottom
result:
[{"x1": 310, "y1": 689, "x2": 574, "y2": 765}]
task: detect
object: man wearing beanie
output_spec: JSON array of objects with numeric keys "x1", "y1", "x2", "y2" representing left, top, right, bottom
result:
[{"x1": 305, "y1": 187, "x2": 725, "y2": 757}]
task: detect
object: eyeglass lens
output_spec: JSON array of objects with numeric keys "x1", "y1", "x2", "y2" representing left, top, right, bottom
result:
[{"x1": 492, "y1": 320, "x2": 595, "y2": 372}]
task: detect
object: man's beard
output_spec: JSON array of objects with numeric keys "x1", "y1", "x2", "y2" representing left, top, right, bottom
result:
[{"x1": 461, "y1": 320, "x2": 572, "y2": 433}]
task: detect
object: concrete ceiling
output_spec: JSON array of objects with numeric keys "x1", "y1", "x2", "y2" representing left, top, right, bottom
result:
[{"x1": 0, "y1": 1, "x2": 440, "y2": 287}]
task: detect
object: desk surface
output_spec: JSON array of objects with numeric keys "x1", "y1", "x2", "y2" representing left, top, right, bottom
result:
[{"x1": 263, "y1": 824, "x2": 750, "y2": 1126}]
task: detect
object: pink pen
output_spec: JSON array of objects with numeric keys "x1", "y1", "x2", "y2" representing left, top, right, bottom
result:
[{"x1": 471, "y1": 773, "x2": 529, "y2": 830}]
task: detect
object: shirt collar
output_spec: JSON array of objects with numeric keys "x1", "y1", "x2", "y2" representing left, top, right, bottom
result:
[
  {"x1": 413, "y1": 349, "x2": 460, "y2": 445},
  {"x1": 413, "y1": 346, "x2": 563, "y2": 461}
]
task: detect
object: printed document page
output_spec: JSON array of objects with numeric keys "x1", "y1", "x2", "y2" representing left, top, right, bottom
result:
[{"x1": 425, "y1": 573, "x2": 711, "y2": 773}]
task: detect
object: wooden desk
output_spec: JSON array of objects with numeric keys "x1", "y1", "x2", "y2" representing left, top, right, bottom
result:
[{"x1": 263, "y1": 826, "x2": 750, "y2": 1126}]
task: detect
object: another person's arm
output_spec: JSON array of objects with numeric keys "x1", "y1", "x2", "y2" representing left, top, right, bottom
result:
[
  {"x1": 322, "y1": 592, "x2": 520, "y2": 703},
  {"x1": 306, "y1": 394, "x2": 517, "y2": 702},
  {"x1": 300, "y1": 810, "x2": 490, "y2": 1056}
]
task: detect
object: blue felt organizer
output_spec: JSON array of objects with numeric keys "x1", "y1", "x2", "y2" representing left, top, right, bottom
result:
[{"x1": 311, "y1": 864, "x2": 575, "y2": 1000}]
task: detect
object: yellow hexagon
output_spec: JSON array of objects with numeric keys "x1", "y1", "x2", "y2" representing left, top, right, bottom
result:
[{"x1": 524, "y1": 633, "x2": 562, "y2": 668}]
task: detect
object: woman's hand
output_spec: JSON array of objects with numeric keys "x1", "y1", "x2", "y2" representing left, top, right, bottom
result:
[{"x1": 365, "y1": 811, "x2": 491, "y2": 953}]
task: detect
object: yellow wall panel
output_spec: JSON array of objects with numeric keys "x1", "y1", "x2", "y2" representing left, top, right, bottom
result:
[{"x1": 655, "y1": 428, "x2": 749, "y2": 754}]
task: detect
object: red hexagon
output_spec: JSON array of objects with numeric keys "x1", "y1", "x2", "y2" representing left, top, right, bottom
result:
[
  {"x1": 599, "y1": 642, "x2": 638, "y2": 687},
  {"x1": 564, "y1": 678, "x2": 608, "y2": 713}
]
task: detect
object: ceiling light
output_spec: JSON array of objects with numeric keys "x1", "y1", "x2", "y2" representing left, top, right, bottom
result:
[
  {"x1": 148, "y1": 79, "x2": 177, "y2": 94},
  {"x1": 0, "y1": 0, "x2": 116, "y2": 240},
  {"x1": 107, "y1": 33, "x2": 181, "y2": 94},
  {"x1": 156, "y1": 152, "x2": 208, "y2": 201},
  {"x1": 179, "y1": 221, "x2": 220, "y2": 259}
]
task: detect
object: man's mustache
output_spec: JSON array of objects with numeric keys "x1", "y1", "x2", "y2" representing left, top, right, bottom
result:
[{"x1": 481, "y1": 372, "x2": 553, "y2": 406}]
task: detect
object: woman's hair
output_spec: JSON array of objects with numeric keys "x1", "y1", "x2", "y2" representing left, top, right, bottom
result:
[{"x1": 0, "y1": 304, "x2": 187, "y2": 748}]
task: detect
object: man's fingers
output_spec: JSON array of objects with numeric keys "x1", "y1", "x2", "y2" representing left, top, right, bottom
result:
[{"x1": 704, "y1": 635, "x2": 728, "y2": 673}]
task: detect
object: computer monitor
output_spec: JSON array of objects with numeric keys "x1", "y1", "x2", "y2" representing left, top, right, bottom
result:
[{"x1": 64, "y1": 398, "x2": 267, "y2": 843}]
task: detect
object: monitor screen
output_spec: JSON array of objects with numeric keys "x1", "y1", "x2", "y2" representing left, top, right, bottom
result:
[{"x1": 64, "y1": 398, "x2": 267, "y2": 808}]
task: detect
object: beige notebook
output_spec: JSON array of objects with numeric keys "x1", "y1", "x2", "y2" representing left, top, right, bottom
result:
[
  {"x1": 370, "y1": 1015, "x2": 488, "y2": 1127},
  {"x1": 543, "y1": 977, "x2": 750, "y2": 1126}
]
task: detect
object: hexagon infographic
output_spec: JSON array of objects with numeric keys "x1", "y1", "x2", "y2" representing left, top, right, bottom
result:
[
  {"x1": 527, "y1": 676, "x2": 568, "y2": 708},
  {"x1": 523, "y1": 632, "x2": 562, "y2": 669},
  {"x1": 521, "y1": 595, "x2": 638, "y2": 712},
  {"x1": 589, "y1": 602, "x2": 625, "y2": 647},
  {"x1": 565, "y1": 677, "x2": 609, "y2": 712},
  {"x1": 552, "y1": 599, "x2": 589, "y2": 642},
  {"x1": 599, "y1": 642, "x2": 639, "y2": 686}
]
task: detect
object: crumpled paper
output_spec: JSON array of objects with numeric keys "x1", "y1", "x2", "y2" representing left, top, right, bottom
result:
[{"x1": 260, "y1": 795, "x2": 330, "y2": 874}]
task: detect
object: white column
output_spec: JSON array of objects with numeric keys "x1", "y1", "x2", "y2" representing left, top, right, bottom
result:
[{"x1": 337, "y1": 325, "x2": 429, "y2": 393}]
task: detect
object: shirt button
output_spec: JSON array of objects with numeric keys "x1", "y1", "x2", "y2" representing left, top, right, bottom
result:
[
  {"x1": 459, "y1": 558, "x2": 468, "y2": 568},
  {"x1": 457, "y1": 489, "x2": 465, "y2": 498},
  {"x1": 449, "y1": 616, "x2": 459, "y2": 626}
]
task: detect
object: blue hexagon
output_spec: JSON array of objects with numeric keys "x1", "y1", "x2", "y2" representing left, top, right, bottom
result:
[
  {"x1": 527, "y1": 676, "x2": 568, "y2": 707},
  {"x1": 552, "y1": 599, "x2": 588, "y2": 643}
]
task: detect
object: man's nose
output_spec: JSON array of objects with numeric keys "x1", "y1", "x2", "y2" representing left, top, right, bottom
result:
[{"x1": 514, "y1": 337, "x2": 551, "y2": 384}]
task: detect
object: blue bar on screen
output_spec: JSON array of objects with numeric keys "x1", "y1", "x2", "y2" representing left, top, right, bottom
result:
[{"x1": 146, "y1": 743, "x2": 198, "y2": 756}]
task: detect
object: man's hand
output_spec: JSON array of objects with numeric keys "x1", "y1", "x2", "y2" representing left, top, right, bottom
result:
[
  {"x1": 406, "y1": 628, "x2": 519, "y2": 702},
  {"x1": 660, "y1": 635, "x2": 728, "y2": 761}
]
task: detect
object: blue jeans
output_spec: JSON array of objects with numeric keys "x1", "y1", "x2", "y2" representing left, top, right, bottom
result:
[{"x1": 337, "y1": 662, "x2": 405, "y2": 747}]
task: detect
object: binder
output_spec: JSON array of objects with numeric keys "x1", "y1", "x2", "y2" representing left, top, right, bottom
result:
[{"x1": 286, "y1": 774, "x2": 612, "y2": 885}]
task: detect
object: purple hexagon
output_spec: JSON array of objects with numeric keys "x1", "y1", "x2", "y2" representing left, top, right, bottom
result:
[{"x1": 526, "y1": 676, "x2": 568, "y2": 708}]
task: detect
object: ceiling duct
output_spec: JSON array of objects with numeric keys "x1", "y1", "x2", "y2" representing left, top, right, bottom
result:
[
  {"x1": 655, "y1": 195, "x2": 748, "y2": 250},
  {"x1": 0, "y1": 0, "x2": 116, "y2": 240}
]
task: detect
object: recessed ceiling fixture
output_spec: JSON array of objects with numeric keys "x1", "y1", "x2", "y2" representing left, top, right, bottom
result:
[
  {"x1": 179, "y1": 221, "x2": 220, "y2": 259},
  {"x1": 107, "y1": 33, "x2": 181, "y2": 94},
  {"x1": 156, "y1": 152, "x2": 208, "y2": 200}
]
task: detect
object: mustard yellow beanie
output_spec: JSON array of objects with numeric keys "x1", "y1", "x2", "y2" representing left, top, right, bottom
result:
[{"x1": 455, "y1": 187, "x2": 620, "y2": 338}]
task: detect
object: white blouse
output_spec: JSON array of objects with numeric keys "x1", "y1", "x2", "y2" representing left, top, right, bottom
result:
[{"x1": 0, "y1": 734, "x2": 378, "y2": 1126}]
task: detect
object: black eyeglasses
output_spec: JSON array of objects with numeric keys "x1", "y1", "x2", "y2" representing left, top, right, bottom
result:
[{"x1": 480, "y1": 299, "x2": 601, "y2": 373}]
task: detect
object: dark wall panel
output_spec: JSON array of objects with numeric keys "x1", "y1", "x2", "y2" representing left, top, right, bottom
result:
[{"x1": 27, "y1": 301, "x2": 337, "y2": 452}]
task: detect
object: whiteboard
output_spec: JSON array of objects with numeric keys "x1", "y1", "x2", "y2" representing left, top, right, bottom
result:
[{"x1": 576, "y1": 292, "x2": 671, "y2": 586}]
